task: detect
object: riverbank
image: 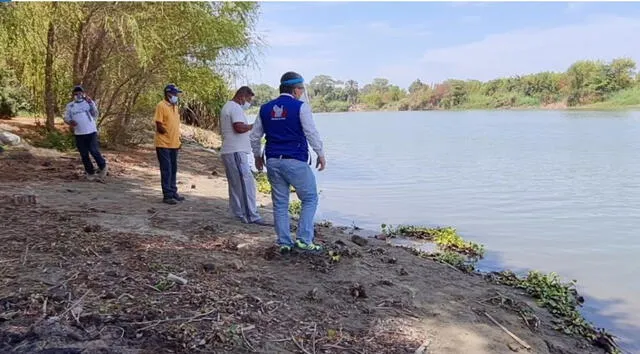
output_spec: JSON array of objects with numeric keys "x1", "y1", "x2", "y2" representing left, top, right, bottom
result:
[
  {"x1": 0, "y1": 119, "x2": 620, "y2": 353},
  {"x1": 305, "y1": 86, "x2": 640, "y2": 114}
]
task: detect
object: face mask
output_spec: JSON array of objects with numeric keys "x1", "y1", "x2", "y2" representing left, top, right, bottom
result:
[
  {"x1": 242, "y1": 101, "x2": 251, "y2": 110},
  {"x1": 169, "y1": 95, "x2": 178, "y2": 104},
  {"x1": 74, "y1": 94, "x2": 84, "y2": 102}
]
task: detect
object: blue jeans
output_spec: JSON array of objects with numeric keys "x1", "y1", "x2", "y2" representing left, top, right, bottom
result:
[
  {"x1": 156, "y1": 148, "x2": 178, "y2": 199},
  {"x1": 266, "y1": 158, "x2": 318, "y2": 247},
  {"x1": 75, "y1": 132, "x2": 106, "y2": 175}
]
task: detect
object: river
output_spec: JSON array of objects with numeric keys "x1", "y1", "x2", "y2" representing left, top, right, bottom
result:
[{"x1": 310, "y1": 110, "x2": 640, "y2": 352}]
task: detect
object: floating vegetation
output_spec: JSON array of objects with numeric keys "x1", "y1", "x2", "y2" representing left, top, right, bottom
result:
[
  {"x1": 381, "y1": 224, "x2": 484, "y2": 258},
  {"x1": 487, "y1": 270, "x2": 620, "y2": 353}
]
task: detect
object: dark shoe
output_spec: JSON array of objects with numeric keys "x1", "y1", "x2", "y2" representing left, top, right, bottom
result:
[
  {"x1": 279, "y1": 245, "x2": 293, "y2": 255},
  {"x1": 251, "y1": 218, "x2": 272, "y2": 227},
  {"x1": 163, "y1": 198, "x2": 178, "y2": 205},
  {"x1": 174, "y1": 194, "x2": 185, "y2": 202}
]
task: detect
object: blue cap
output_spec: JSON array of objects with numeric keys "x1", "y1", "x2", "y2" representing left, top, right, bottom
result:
[{"x1": 164, "y1": 84, "x2": 183, "y2": 95}]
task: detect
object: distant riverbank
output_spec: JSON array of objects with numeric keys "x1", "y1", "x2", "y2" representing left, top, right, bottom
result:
[{"x1": 246, "y1": 86, "x2": 640, "y2": 115}]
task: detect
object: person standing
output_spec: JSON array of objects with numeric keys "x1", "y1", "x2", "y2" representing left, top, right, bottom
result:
[
  {"x1": 249, "y1": 72, "x2": 327, "y2": 254},
  {"x1": 154, "y1": 84, "x2": 185, "y2": 205},
  {"x1": 63, "y1": 85, "x2": 107, "y2": 181},
  {"x1": 219, "y1": 86, "x2": 268, "y2": 225}
]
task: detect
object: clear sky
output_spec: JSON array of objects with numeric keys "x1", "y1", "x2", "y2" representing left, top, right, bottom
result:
[{"x1": 239, "y1": 1, "x2": 640, "y2": 89}]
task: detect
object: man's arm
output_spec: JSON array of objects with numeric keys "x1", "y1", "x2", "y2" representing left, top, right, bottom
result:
[
  {"x1": 249, "y1": 114, "x2": 264, "y2": 158},
  {"x1": 154, "y1": 104, "x2": 166, "y2": 134},
  {"x1": 63, "y1": 103, "x2": 72, "y2": 124},
  {"x1": 249, "y1": 114, "x2": 265, "y2": 171},
  {"x1": 231, "y1": 105, "x2": 252, "y2": 133},
  {"x1": 63, "y1": 103, "x2": 77, "y2": 127},
  {"x1": 88, "y1": 99, "x2": 99, "y2": 119},
  {"x1": 299, "y1": 102, "x2": 324, "y2": 157}
]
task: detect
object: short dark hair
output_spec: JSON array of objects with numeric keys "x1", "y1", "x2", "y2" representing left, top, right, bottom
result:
[
  {"x1": 279, "y1": 71, "x2": 304, "y2": 94},
  {"x1": 235, "y1": 86, "x2": 254, "y2": 97}
]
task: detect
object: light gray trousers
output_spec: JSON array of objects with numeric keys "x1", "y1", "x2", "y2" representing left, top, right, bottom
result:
[{"x1": 221, "y1": 152, "x2": 262, "y2": 223}]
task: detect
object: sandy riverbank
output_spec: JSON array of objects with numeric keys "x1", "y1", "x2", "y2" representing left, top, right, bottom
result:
[{"x1": 0, "y1": 120, "x2": 616, "y2": 353}]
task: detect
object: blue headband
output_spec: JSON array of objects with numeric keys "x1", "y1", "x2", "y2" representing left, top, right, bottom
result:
[{"x1": 281, "y1": 78, "x2": 304, "y2": 85}]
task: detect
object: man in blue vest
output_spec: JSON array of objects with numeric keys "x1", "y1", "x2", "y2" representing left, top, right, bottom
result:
[{"x1": 249, "y1": 71, "x2": 326, "y2": 254}]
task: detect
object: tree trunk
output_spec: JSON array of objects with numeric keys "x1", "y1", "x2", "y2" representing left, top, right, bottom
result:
[{"x1": 44, "y1": 5, "x2": 57, "y2": 131}]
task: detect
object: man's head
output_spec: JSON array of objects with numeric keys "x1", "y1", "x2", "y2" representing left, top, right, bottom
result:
[
  {"x1": 279, "y1": 71, "x2": 305, "y2": 99},
  {"x1": 72, "y1": 85, "x2": 85, "y2": 102},
  {"x1": 164, "y1": 84, "x2": 183, "y2": 105},
  {"x1": 233, "y1": 86, "x2": 254, "y2": 109}
]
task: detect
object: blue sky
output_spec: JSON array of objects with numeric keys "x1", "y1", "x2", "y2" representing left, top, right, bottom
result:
[{"x1": 240, "y1": 1, "x2": 640, "y2": 89}]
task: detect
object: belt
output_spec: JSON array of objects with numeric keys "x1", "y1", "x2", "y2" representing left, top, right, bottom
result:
[{"x1": 265, "y1": 153, "x2": 312, "y2": 166}]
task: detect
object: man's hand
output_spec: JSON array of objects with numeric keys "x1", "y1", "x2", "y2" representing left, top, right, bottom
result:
[
  {"x1": 316, "y1": 156, "x2": 326, "y2": 171},
  {"x1": 232, "y1": 122, "x2": 253, "y2": 134},
  {"x1": 255, "y1": 155, "x2": 265, "y2": 172},
  {"x1": 156, "y1": 121, "x2": 167, "y2": 134},
  {"x1": 69, "y1": 120, "x2": 78, "y2": 127}
]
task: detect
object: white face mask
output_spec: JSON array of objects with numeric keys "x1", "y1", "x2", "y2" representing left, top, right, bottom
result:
[
  {"x1": 169, "y1": 95, "x2": 178, "y2": 104},
  {"x1": 242, "y1": 101, "x2": 251, "y2": 110}
]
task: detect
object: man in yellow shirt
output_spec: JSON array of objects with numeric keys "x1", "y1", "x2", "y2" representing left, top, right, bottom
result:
[{"x1": 155, "y1": 84, "x2": 184, "y2": 205}]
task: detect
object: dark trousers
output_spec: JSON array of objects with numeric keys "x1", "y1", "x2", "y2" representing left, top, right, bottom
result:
[
  {"x1": 156, "y1": 147, "x2": 179, "y2": 199},
  {"x1": 75, "y1": 132, "x2": 106, "y2": 175}
]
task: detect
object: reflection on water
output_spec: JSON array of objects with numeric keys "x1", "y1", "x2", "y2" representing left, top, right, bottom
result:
[{"x1": 312, "y1": 110, "x2": 640, "y2": 351}]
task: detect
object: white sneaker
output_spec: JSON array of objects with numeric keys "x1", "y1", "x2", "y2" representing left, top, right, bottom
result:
[
  {"x1": 98, "y1": 165, "x2": 108, "y2": 179},
  {"x1": 86, "y1": 173, "x2": 97, "y2": 182}
]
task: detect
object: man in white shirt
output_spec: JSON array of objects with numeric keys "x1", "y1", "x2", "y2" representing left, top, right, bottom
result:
[
  {"x1": 63, "y1": 86, "x2": 107, "y2": 181},
  {"x1": 219, "y1": 86, "x2": 267, "y2": 225}
]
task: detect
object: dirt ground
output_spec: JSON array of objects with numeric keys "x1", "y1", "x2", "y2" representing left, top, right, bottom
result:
[{"x1": 0, "y1": 120, "x2": 608, "y2": 354}]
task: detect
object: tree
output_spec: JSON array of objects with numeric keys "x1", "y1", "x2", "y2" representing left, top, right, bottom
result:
[
  {"x1": 408, "y1": 79, "x2": 426, "y2": 94},
  {"x1": 344, "y1": 80, "x2": 359, "y2": 104},
  {"x1": 0, "y1": 2, "x2": 260, "y2": 144}
]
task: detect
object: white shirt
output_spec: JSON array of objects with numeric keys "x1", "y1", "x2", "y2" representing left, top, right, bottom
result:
[
  {"x1": 220, "y1": 100, "x2": 251, "y2": 154},
  {"x1": 250, "y1": 94, "x2": 325, "y2": 158},
  {"x1": 63, "y1": 99, "x2": 98, "y2": 135}
]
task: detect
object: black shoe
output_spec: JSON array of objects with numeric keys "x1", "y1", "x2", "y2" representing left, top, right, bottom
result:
[
  {"x1": 174, "y1": 194, "x2": 185, "y2": 202},
  {"x1": 163, "y1": 198, "x2": 178, "y2": 205}
]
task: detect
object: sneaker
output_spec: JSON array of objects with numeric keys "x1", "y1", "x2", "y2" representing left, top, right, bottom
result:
[
  {"x1": 295, "y1": 239, "x2": 323, "y2": 253},
  {"x1": 163, "y1": 198, "x2": 178, "y2": 205},
  {"x1": 173, "y1": 194, "x2": 185, "y2": 202},
  {"x1": 279, "y1": 245, "x2": 293, "y2": 254},
  {"x1": 86, "y1": 173, "x2": 97, "y2": 182},
  {"x1": 97, "y1": 165, "x2": 108, "y2": 179}
]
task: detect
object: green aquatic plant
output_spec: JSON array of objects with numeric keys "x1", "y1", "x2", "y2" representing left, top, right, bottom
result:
[
  {"x1": 490, "y1": 270, "x2": 620, "y2": 353},
  {"x1": 381, "y1": 224, "x2": 484, "y2": 258}
]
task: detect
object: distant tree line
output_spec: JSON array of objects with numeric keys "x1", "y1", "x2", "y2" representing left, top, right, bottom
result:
[{"x1": 251, "y1": 58, "x2": 640, "y2": 113}]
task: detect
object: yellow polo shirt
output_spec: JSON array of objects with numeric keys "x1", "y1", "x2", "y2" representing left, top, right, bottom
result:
[{"x1": 154, "y1": 100, "x2": 181, "y2": 149}]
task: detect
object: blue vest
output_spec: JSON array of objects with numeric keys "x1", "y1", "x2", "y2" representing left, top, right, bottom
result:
[{"x1": 259, "y1": 95, "x2": 309, "y2": 162}]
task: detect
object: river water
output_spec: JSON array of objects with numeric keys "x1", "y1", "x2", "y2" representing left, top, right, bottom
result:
[{"x1": 309, "y1": 110, "x2": 640, "y2": 351}]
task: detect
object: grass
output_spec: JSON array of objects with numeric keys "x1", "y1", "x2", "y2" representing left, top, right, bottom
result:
[
  {"x1": 253, "y1": 171, "x2": 295, "y2": 194},
  {"x1": 288, "y1": 199, "x2": 301, "y2": 218},
  {"x1": 580, "y1": 86, "x2": 640, "y2": 110},
  {"x1": 32, "y1": 128, "x2": 76, "y2": 152},
  {"x1": 380, "y1": 224, "x2": 484, "y2": 258}
]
